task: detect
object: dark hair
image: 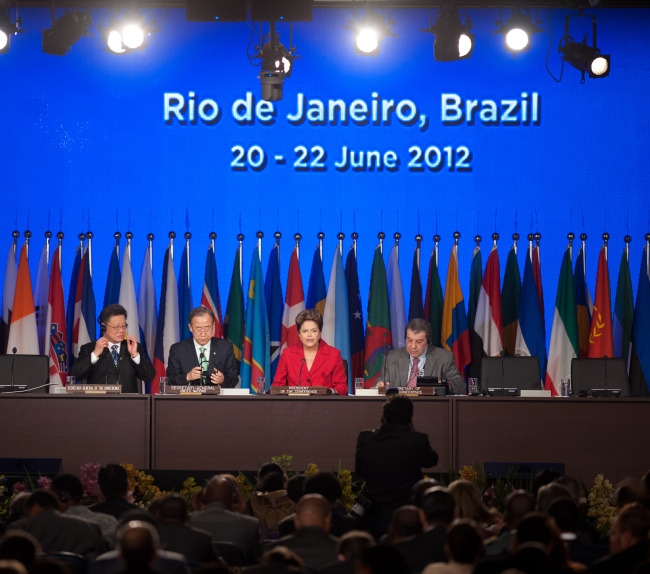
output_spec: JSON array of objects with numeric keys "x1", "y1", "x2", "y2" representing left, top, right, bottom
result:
[
  {"x1": 98, "y1": 304, "x2": 127, "y2": 331},
  {"x1": 421, "y1": 487, "x2": 455, "y2": 526},
  {"x1": 389, "y1": 506, "x2": 423, "y2": 539},
  {"x1": 117, "y1": 521, "x2": 159, "y2": 570},
  {"x1": 304, "y1": 472, "x2": 342, "y2": 505},
  {"x1": 24, "y1": 491, "x2": 59, "y2": 511},
  {"x1": 295, "y1": 309, "x2": 323, "y2": 331},
  {"x1": 359, "y1": 545, "x2": 409, "y2": 574},
  {"x1": 382, "y1": 395, "x2": 413, "y2": 426},
  {"x1": 155, "y1": 494, "x2": 188, "y2": 523},
  {"x1": 405, "y1": 318, "x2": 432, "y2": 344},
  {"x1": 257, "y1": 472, "x2": 286, "y2": 493},
  {"x1": 188, "y1": 307, "x2": 215, "y2": 324},
  {"x1": 548, "y1": 498, "x2": 579, "y2": 533},
  {"x1": 445, "y1": 519, "x2": 484, "y2": 564},
  {"x1": 50, "y1": 474, "x2": 83, "y2": 503},
  {"x1": 287, "y1": 474, "x2": 306, "y2": 504},
  {"x1": 616, "y1": 503, "x2": 650, "y2": 542},
  {"x1": 0, "y1": 531, "x2": 41, "y2": 568},
  {"x1": 337, "y1": 530, "x2": 374, "y2": 560},
  {"x1": 516, "y1": 512, "x2": 552, "y2": 546},
  {"x1": 98, "y1": 463, "x2": 129, "y2": 499},
  {"x1": 615, "y1": 478, "x2": 647, "y2": 508},
  {"x1": 258, "y1": 462, "x2": 284, "y2": 480},
  {"x1": 536, "y1": 483, "x2": 572, "y2": 514}
]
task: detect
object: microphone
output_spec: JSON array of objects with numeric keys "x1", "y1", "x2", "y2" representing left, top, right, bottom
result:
[
  {"x1": 11, "y1": 347, "x2": 17, "y2": 393},
  {"x1": 299, "y1": 358, "x2": 306, "y2": 387}
]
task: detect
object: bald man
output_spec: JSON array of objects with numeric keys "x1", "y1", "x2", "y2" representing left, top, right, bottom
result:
[
  {"x1": 187, "y1": 475, "x2": 261, "y2": 564},
  {"x1": 267, "y1": 494, "x2": 339, "y2": 570}
]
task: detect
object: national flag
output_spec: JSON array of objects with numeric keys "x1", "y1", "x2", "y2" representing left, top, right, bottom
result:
[
  {"x1": 545, "y1": 245, "x2": 578, "y2": 396},
  {"x1": 1, "y1": 238, "x2": 18, "y2": 354},
  {"x1": 533, "y1": 241, "x2": 545, "y2": 330},
  {"x1": 7, "y1": 245, "x2": 39, "y2": 355},
  {"x1": 587, "y1": 245, "x2": 614, "y2": 358},
  {"x1": 345, "y1": 241, "x2": 365, "y2": 381},
  {"x1": 281, "y1": 245, "x2": 306, "y2": 352},
  {"x1": 501, "y1": 241, "x2": 521, "y2": 356},
  {"x1": 46, "y1": 246, "x2": 67, "y2": 391},
  {"x1": 574, "y1": 244, "x2": 593, "y2": 358},
  {"x1": 515, "y1": 243, "x2": 547, "y2": 384},
  {"x1": 138, "y1": 241, "x2": 158, "y2": 365},
  {"x1": 424, "y1": 241, "x2": 444, "y2": 348},
  {"x1": 322, "y1": 245, "x2": 352, "y2": 392},
  {"x1": 474, "y1": 244, "x2": 503, "y2": 357},
  {"x1": 629, "y1": 243, "x2": 650, "y2": 396},
  {"x1": 306, "y1": 244, "x2": 327, "y2": 315},
  {"x1": 118, "y1": 241, "x2": 141, "y2": 346},
  {"x1": 103, "y1": 242, "x2": 121, "y2": 308},
  {"x1": 72, "y1": 246, "x2": 96, "y2": 358},
  {"x1": 152, "y1": 244, "x2": 180, "y2": 394},
  {"x1": 224, "y1": 245, "x2": 245, "y2": 374},
  {"x1": 467, "y1": 242, "x2": 483, "y2": 377},
  {"x1": 265, "y1": 241, "x2": 284, "y2": 382},
  {"x1": 363, "y1": 245, "x2": 392, "y2": 387},
  {"x1": 241, "y1": 245, "x2": 270, "y2": 394},
  {"x1": 387, "y1": 243, "x2": 407, "y2": 349},
  {"x1": 441, "y1": 244, "x2": 471, "y2": 374},
  {"x1": 613, "y1": 243, "x2": 634, "y2": 366},
  {"x1": 34, "y1": 238, "x2": 50, "y2": 355},
  {"x1": 178, "y1": 240, "x2": 193, "y2": 340},
  {"x1": 408, "y1": 242, "x2": 424, "y2": 321},
  {"x1": 66, "y1": 242, "x2": 82, "y2": 367},
  {"x1": 201, "y1": 243, "x2": 223, "y2": 339}
]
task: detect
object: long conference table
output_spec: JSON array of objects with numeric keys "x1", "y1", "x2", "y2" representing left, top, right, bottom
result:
[{"x1": 1, "y1": 394, "x2": 648, "y2": 484}]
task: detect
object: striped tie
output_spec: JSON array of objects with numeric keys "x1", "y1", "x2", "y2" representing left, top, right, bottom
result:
[
  {"x1": 199, "y1": 347, "x2": 208, "y2": 384},
  {"x1": 408, "y1": 358, "x2": 419, "y2": 388},
  {"x1": 111, "y1": 345, "x2": 119, "y2": 367}
]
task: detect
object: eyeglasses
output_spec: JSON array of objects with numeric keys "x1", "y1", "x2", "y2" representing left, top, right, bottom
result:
[
  {"x1": 105, "y1": 323, "x2": 128, "y2": 331},
  {"x1": 191, "y1": 326, "x2": 213, "y2": 333}
]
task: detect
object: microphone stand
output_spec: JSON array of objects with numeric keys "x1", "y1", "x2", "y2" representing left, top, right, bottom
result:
[{"x1": 299, "y1": 358, "x2": 305, "y2": 387}]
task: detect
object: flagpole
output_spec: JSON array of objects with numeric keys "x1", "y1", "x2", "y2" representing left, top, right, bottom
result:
[
  {"x1": 169, "y1": 231, "x2": 175, "y2": 260},
  {"x1": 87, "y1": 231, "x2": 93, "y2": 277},
  {"x1": 415, "y1": 234, "x2": 422, "y2": 274},
  {"x1": 275, "y1": 231, "x2": 281, "y2": 263},
  {"x1": 535, "y1": 232, "x2": 542, "y2": 262},
  {"x1": 257, "y1": 231, "x2": 263, "y2": 262},
  {"x1": 210, "y1": 232, "x2": 216, "y2": 253},
  {"x1": 378, "y1": 232, "x2": 385, "y2": 255},
  {"x1": 148, "y1": 233, "x2": 154, "y2": 270},
  {"x1": 351, "y1": 232, "x2": 358, "y2": 260},
  {"x1": 114, "y1": 232, "x2": 121, "y2": 262},
  {"x1": 78, "y1": 233, "x2": 85, "y2": 261},
  {"x1": 603, "y1": 232, "x2": 609, "y2": 262},
  {"x1": 434, "y1": 234, "x2": 440, "y2": 268},
  {"x1": 394, "y1": 232, "x2": 400, "y2": 262},
  {"x1": 528, "y1": 233, "x2": 534, "y2": 262},
  {"x1": 238, "y1": 233, "x2": 244, "y2": 287},
  {"x1": 125, "y1": 231, "x2": 132, "y2": 269},
  {"x1": 338, "y1": 232, "x2": 344, "y2": 256},
  {"x1": 492, "y1": 232, "x2": 499, "y2": 248},
  {"x1": 568, "y1": 233, "x2": 575, "y2": 260},
  {"x1": 45, "y1": 230, "x2": 51, "y2": 267},
  {"x1": 56, "y1": 231, "x2": 63, "y2": 268},
  {"x1": 624, "y1": 234, "x2": 631, "y2": 262},
  {"x1": 318, "y1": 231, "x2": 324, "y2": 262},
  {"x1": 580, "y1": 233, "x2": 587, "y2": 275},
  {"x1": 24, "y1": 229, "x2": 31, "y2": 260},
  {"x1": 184, "y1": 232, "x2": 191, "y2": 285},
  {"x1": 294, "y1": 233, "x2": 301, "y2": 261}
]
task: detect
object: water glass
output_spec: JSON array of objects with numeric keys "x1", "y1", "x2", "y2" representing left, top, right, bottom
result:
[
  {"x1": 560, "y1": 378, "x2": 571, "y2": 397},
  {"x1": 257, "y1": 377, "x2": 266, "y2": 395},
  {"x1": 159, "y1": 377, "x2": 168, "y2": 395},
  {"x1": 354, "y1": 378, "x2": 364, "y2": 392},
  {"x1": 66, "y1": 375, "x2": 75, "y2": 386},
  {"x1": 468, "y1": 378, "x2": 479, "y2": 395}
]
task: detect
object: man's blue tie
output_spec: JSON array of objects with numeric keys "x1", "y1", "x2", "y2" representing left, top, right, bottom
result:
[{"x1": 111, "y1": 345, "x2": 119, "y2": 367}]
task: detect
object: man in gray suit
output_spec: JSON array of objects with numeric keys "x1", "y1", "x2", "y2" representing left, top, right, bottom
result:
[{"x1": 379, "y1": 318, "x2": 466, "y2": 394}]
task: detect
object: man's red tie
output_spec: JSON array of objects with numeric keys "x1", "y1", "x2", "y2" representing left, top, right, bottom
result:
[{"x1": 408, "y1": 358, "x2": 419, "y2": 387}]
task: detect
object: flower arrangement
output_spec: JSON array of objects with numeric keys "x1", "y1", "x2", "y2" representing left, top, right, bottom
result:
[{"x1": 586, "y1": 474, "x2": 616, "y2": 537}]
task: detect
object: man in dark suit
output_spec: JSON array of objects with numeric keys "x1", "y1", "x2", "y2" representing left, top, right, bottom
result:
[
  {"x1": 355, "y1": 395, "x2": 438, "y2": 539},
  {"x1": 70, "y1": 304, "x2": 155, "y2": 394},
  {"x1": 166, "y1": 307, "x2": 238, "y2": 387},
  {"x1": 379, "y1": 318, "x2": 466, "y2": 395}
]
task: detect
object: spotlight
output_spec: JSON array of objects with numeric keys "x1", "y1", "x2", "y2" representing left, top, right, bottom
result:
[
  {"x1": 495, "y1": 8, "x2": 543, "y2": 54},
  {"x1": 255, "y1": 22, "x2": 298, "y2": 102},
  {"x1": 43, "y1": 9, "x2": 91, "y2": 56},
  {"x1": 349, "y1": 8, "x2": 394, "y2": 56},
  {"x1": 100, "y1": 9, "x2": 159, "y2": 55},
  {"x1": 0, "y1": 9, "x2": 21, "y2": 54},
  {"x1": 423, "y1": 6, "x2": 474, "y2": 62},
  {"x1": 559, "y1": 13, "x2": 609, "y2": 82}
]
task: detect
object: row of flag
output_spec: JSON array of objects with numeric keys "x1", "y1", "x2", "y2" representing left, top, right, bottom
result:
[{"x1": 1, "y1": 230, "x2": 649, "y2": 397}]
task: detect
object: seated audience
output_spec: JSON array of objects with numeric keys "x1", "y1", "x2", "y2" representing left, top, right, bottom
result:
[
  {"x1": 448, "y1": 480, "x2": 499, "y2": 535},
  {"x1": 266, "y1": 494, "x2": 338, "y2": 571},
  {"x1": 484, "y1": 490, "x2": 535, "y2": 557},
  {"x1": 385, "y1": 505, "x2": 423, "y2": 544},
  {"x1": 249, "y1": 469, "x2": 293, "y2": 540},
  {"x1": 536, "y1": 483, "x2": 573, "y2": 515},
  {"x1": 277, "y1": 475, "x2": 307, "y2": 538},
  {"x1": 90, "y1": 464, "x2": 139, "y2": 520},
  {"x1": 396, "y1": 487, "x2": 455, "y2": 574},
  {"x1": 51, "y1": 473, "x2": 118, "y2": 549},
  {"x1": 187, "y1": 475, "x2": 261, "y2": 564},
  {"x1": 412, "y1": 479, "x2": 441, "y2": 508},
  {"x1": 320, "y1": 530, "x2": 374, "y2": 574},
  {"x1": 423, "y1": 519, "x2": 485, "y2": 574},
  {"x1": 3, "y1": 494, "x2": 30, "y2": 528},
  {"x1": 150, "y1": 494, "x2": 215, "y2": 565},
  {"x1": 116, "y1": 520, "x2": 159, "y2": 574},
  {"x1": 8, "y1": 490, "x2": 104, "y2": 559},
  {"x1": 614, "y1": 478, "x2": 648, "y2": 512},
  {"x1": 0, "y1": 531, "x2": 41, "y2": 571},
  {"x1": 242, "y1": 546, "x2": 305, "y2": 573}
]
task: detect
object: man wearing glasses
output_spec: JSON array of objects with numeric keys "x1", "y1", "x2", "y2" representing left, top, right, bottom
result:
[
  {"x1": 70, "y1": 304, "x2": 155, "y2": 393},
  {"x1": 166, "y1": 307, "x2": 238, "y2": 387}
]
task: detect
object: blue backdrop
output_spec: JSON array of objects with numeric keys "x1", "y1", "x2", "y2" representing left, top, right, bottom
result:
[{"x1": 1, "y1": 7, "x2": 648, "y2": 343}]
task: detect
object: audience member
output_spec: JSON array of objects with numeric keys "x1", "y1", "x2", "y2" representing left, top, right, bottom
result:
[
  {"x1": 266, "y1": 494, "x2": 338, "y2": 571},
  {"x1": 0, "y1": 559, "x2": 27, "y2": 574},
  {"x1": 396, "y1": 486, "x2": 455, "y2": 574},
  {"x1": 536, "y1": 483, "x2": 572, "y2": 515},
  {"x1": 355, "y1": 396, "x2": 438, "y2": 538},
  {"x1": 277, "y1": 476, "x2": 307, "y2": 538},
  {"x1": 531, "y1": 469, "x2": 562, "y2": 498},
  {"x1": 385, "y1": 506, "x2": 423, "y2": 543},
  {"x1": 448, "y1": 480, "x2": 498, "y2": 533},
  {"x1": 8, "y1": 490, "x2": 104, "y2": 559},
  {"x1": 51, "y1": 474, "x2": 118, "y2": 549},
  {"x1": 242, "y1": 546, "x2": 305, "y2": 573},
  {"x1": 3, "y1": 494, "x2": 30, "y2": 527},
  {"x1": 412, "y1": 479, "x2": 441, "y2": 508},
  {"x1": 553, "y1": 476, "x2": 584, "y2": 506},
  {"x1": 615, "y1": 479, "x2": 648, "y2": 512},
  {"x1": 187, "y1": 474, "x2": 261, "y2": 564},
  {"x1": 422, "y1": 519, "x2": 484, "y2": 574},
  {"x1": 0, "y1": 531, "x2": 41, "y2": 571},
  {"x1": 249, "y1": 471, "x2": 293, "y2": 540},
  {"x1": 485, "y1": 490, "x2": 535, "y2": 557},
  {"x1": 320, "y1": 530, "x2": 374, "y2": 574},
  {"x1": 357, "y1": 545, "x2": 409, "y2": 574},
  {"x1": 150, "y1": 494, "x2": 215, "y2": 565},
  {"x1": 116, "y1": 521, "x2": 159, "y2": 574},
  {"x1": 90, "y1": 465, "x2": 139, "y2": 520},
  {"x1": 590, "y1": 503, "x2": 650, "y2": 574}
]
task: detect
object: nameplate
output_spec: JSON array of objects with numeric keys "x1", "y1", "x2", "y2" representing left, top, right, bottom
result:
[
  {"x1": 166, "y1": 385, "x2": 221, "y2": 395},
  {"x1": 378, "y1": 387, "x2": 436, "y2": 396},
  {"x1": 271, "y1": 386, "x2": 327, "y2": 395},
  {"x1": 66, "y1": 384, "x2": 121, "y2": 394},
  {"x1": 356, "y1": 388, "x2": 379, "y2": 396}
]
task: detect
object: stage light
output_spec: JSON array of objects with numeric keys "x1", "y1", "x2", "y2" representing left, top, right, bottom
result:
[
  {"x1": 423, "y1": 6, "x2": 474, "y2": 62},
  {"x1": 100, "y1": 9, "x2": 160, "y2": 55},
  {"x1": 349, "y1": 8, "x2": 394, "y2": 56},
  {"x1": 0, "y1": 9, "x2": 21, "y2": 54},
  {"x1": 559, "y1": 12, "x2": 609, "y2": 82},
  {"x1": 254, "y1": 22, "x2": 298, "y2": 102},
  {"x1": 495, "y1": 8, "x2": 542, "y2": 54},
  {"x1": 43, "y1": 9, "x2": 91, "y2": 56}
]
